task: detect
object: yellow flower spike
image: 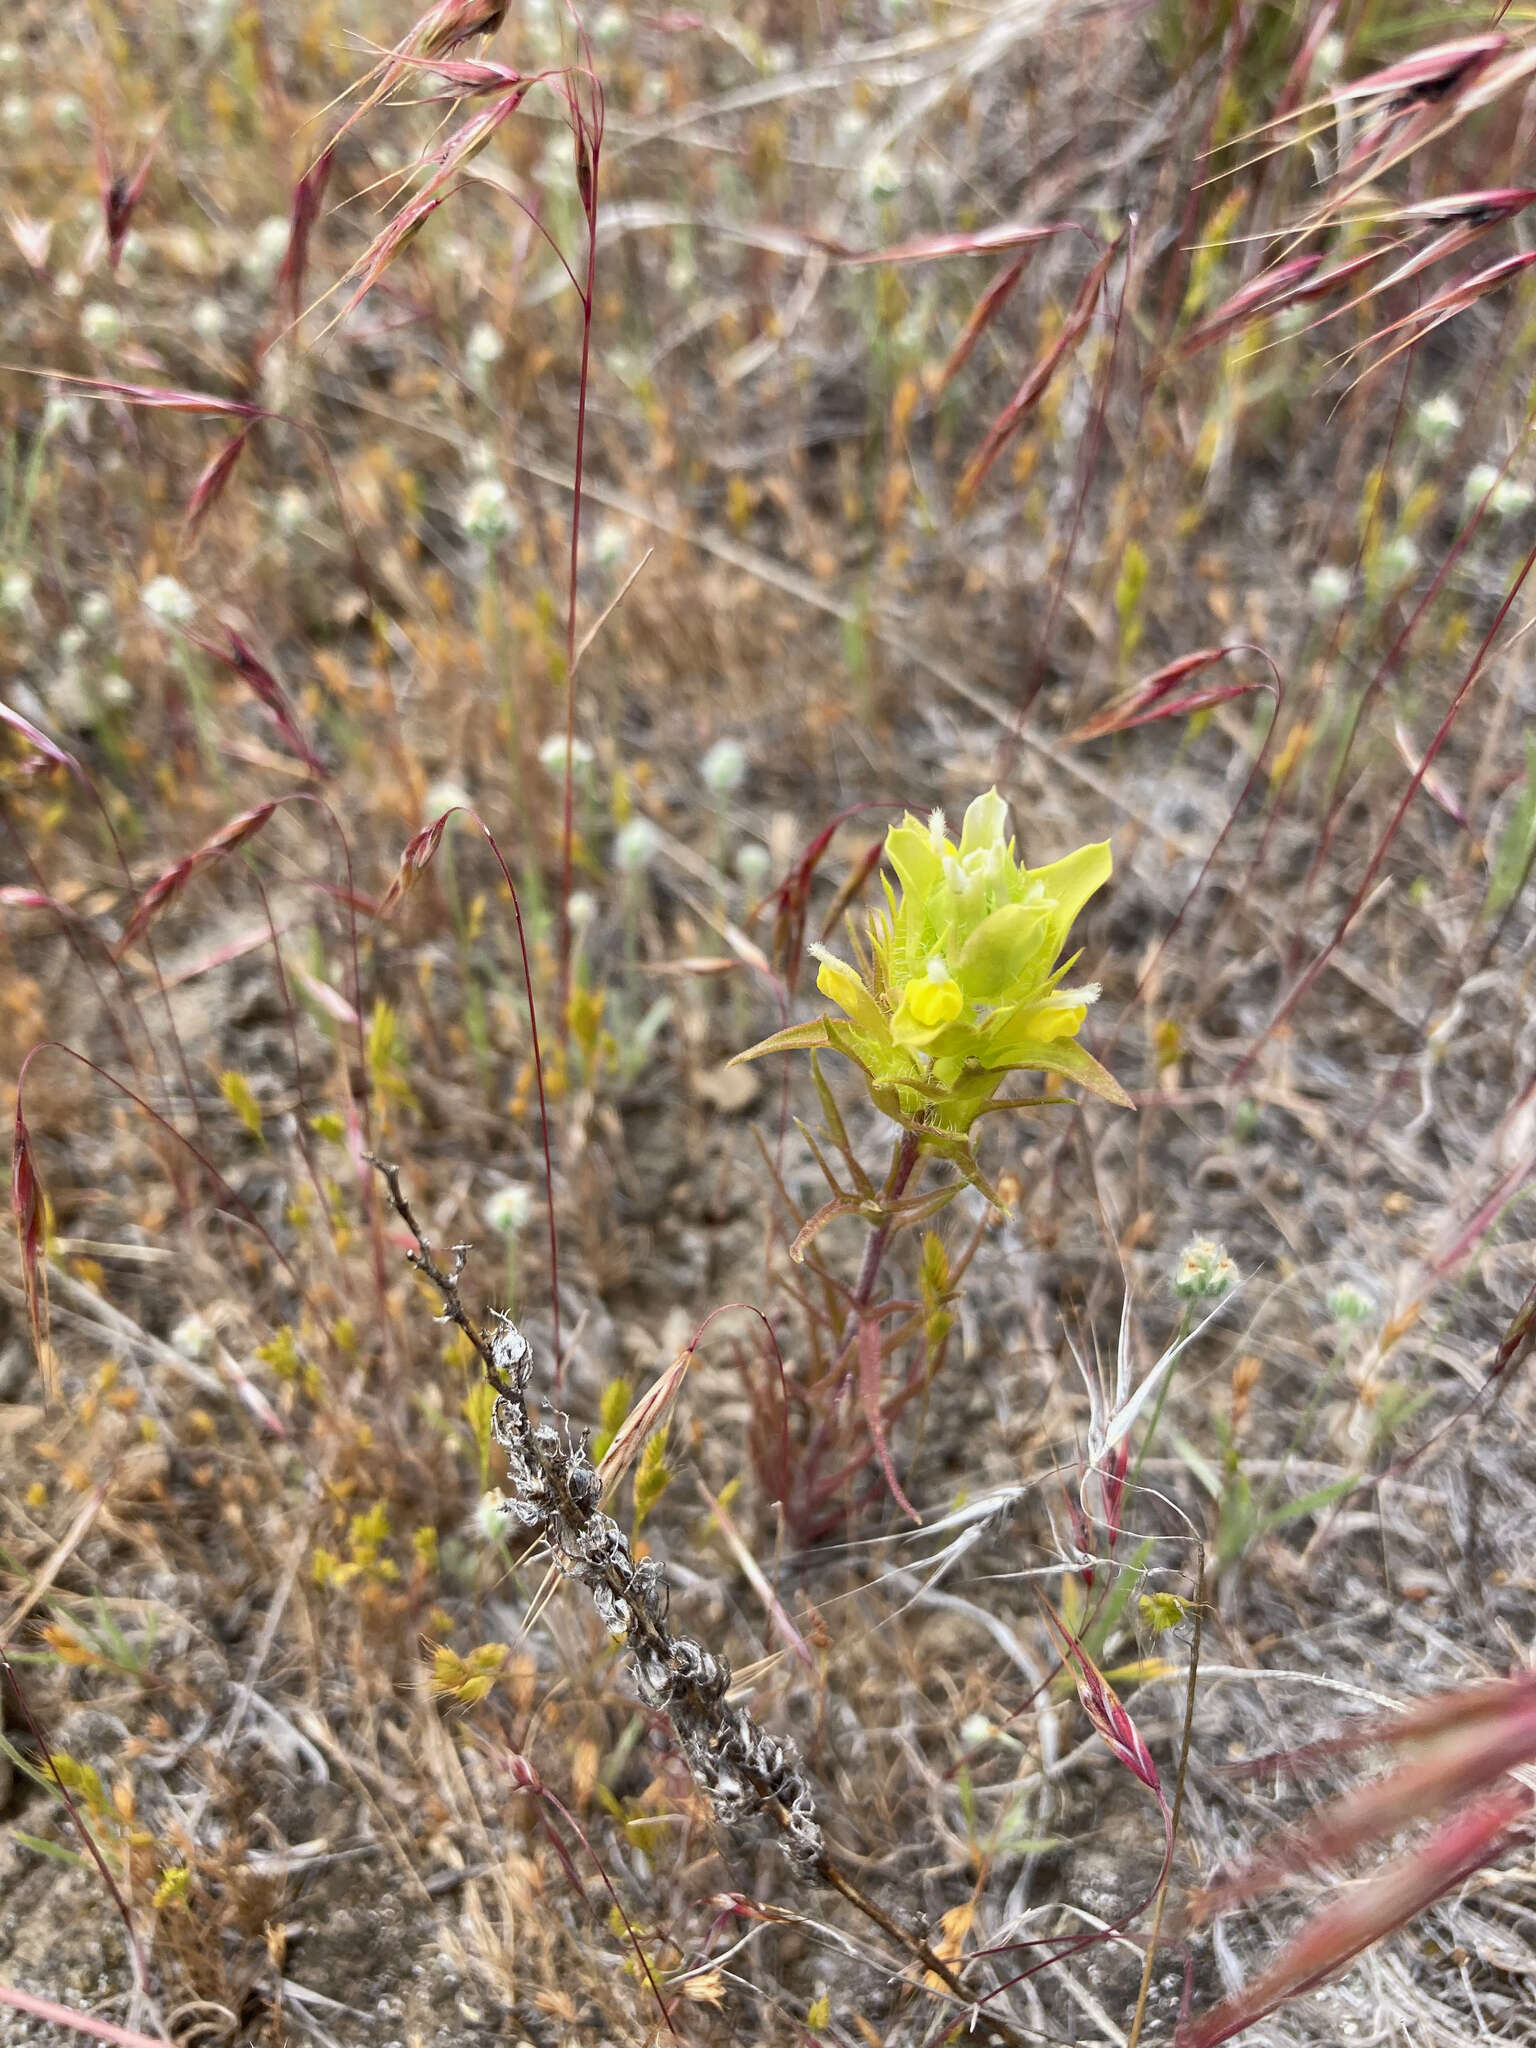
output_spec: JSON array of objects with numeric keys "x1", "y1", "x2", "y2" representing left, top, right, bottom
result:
[{"x1": 735, "y1": 789, "x2": 1130, "y2": 1140}]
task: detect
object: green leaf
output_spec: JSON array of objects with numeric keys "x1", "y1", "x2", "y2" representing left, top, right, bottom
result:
[
  {"x1": 1485, "y1": 733, "x2": 1536, "y2": 919},
  {"x1": 12, "y1": 1832, "x2": 85, "y2": 1867},
  {"x1": 1255, "y1": 1472, "x2": 1357, "y2": 1539},
  {"x1": 1005, "y1": 1035, "x2": 1134, "y2": 1108},
  {"x1": 729, "y1": 1017, "x2": 832, "y2": 1065}
]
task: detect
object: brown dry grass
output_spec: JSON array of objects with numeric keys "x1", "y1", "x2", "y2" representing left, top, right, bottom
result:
[{"x1": 2, "y1": 2, "x2": 1536, "y2": 2044}]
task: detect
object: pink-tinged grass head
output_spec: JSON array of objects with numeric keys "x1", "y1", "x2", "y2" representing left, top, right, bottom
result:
[{"x1": 116, "y1": 802, "x2": 281, "y2": 958}]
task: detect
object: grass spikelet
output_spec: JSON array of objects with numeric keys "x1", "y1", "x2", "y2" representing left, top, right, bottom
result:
[{"x1": 116, "y1": 801, "x2": 281, "y2": 958}]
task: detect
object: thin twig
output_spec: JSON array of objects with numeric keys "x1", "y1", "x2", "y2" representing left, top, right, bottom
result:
[{"x1": 1126, "y1": 1548, "x2": 1207, "y2": 2048}]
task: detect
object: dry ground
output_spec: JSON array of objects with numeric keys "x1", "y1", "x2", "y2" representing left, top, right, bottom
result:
[{"x1": 2, "y1": 2, "x2": 1535, "y2": 2045}]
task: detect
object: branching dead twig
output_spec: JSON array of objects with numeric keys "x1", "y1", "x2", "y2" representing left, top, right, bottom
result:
[{"x1": 370, "y1": 1156, "x2": 1033, "y2": 2047}]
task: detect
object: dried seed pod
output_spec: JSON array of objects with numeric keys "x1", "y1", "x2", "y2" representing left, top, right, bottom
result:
[{"x1": 489, "y1": 1313, "x2": 534, "y2": 1388}]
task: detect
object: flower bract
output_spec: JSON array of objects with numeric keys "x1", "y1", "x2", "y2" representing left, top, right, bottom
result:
[{"x1": 736, "y1": 789, "x2": 1128, "y2": 1148}]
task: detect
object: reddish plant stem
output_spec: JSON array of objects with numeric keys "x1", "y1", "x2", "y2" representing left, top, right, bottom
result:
[
  {"x1": 850, "y1": 1127, "x2": 921, "y2": 1316},
  {"x1": 557, "y1": 122, "x2": 599, "y2": 1038}
]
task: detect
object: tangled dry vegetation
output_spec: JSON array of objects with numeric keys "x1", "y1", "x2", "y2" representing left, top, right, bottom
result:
[{"x1": 2, "y1": 2, "x2": 1536, "y2": 2044}]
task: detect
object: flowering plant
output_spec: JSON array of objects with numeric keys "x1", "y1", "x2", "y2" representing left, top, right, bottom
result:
[{"x1": 737, "y1": 790, "x2": 1128, "y2": 1152}]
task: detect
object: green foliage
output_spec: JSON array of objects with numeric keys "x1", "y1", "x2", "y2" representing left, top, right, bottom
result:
[
  {"x1": 737, "y1": 790, "x2": 1128, "y2": 1151},
  {"x1": 632, "y1": 1426, "x2": 672, "y2": 1537},
  {"x1": 1486, "y1": 734, "x2": 1536, "y2": 920},
  {"x1": 219, "y1": 1069, "x2": 264, "y2": 1140},
  {"x1": 592, "y1": 1375, "x2": 633, "y2": 1464},
  {"x1": 462, "y1": 1378, "x2": 499, "y2": 1490},
  {"x1": 1113, "y1": 540, "x2": 1149, "y2": 662}
]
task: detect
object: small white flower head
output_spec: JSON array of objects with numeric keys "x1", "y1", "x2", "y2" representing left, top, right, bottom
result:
[
  {"x1": 2, "y1": 95, "x2": 30, "y2": 139},
  {"x1": 483, "y1": 1181, "x2": 537, "y2": 1239},
  {"x1": 1173, "y1": 1236, "x2": 1238, "y2": 1302},
  {"x1": 423, "y1": 778, "x2": 472, "y2": 820},
  {"x1": 272, "y1": 485, "x2": 310, "y2": 534},
  {"x1": 1, "y1": 567, "x2": 34, "y2": 613},
  {"x1": 474, "y1": 1490, "x2": 512, "y2": 1542},
  {"x1": 171, "y1": 1311, "x2": 215, "y2": 1361},
  {"x1": 1412, "y1": 393, "x2": 1462, "y2": 449},
  {"x1": 538, "y1": 732, "x2": 595, "y2": 779},
  {"x1": 700, "y1": 737, "x2": 747, "y2": 796},
  {"x1": 58, "y1": 624, "x2": 87, "y2": 663},
  {"x1": 1313, "y1": 31, "x2": 1346, "y2": 81},
  {"x1": 46, "y1": 668, "x2": 92, "y2": 727},
  {"x1": 44, "y1": 392, "x2": 88, "y2": 438},
  {"x1": 593, "y1": 516, "x2": 627, "y2": 569},
  {"x1": 141, "y1": 574, "x2": 196, "y2": 624},
  {"x1": 99, "y1": 671, "x2": 135, "y2": 710},
  {"x1": 1489, "y1": 475, "x2": 1535, "y2": 519},
  {"x1": 1307, "y1": 565, "x2": 1351, "y2": 614},
  {"x1": 191, "y1": 297, "x2": 227, "y2": 345},
  {"x1": 80, "y1": 301, "x2": 124, "y2": 350},
  {"x1": 614, "y1": 815, "x2": 661, "y2": 874},
  {"x1": 566, "y1": 888, "x2": 597, "y2": 931},
  {"x1": 459, "y1": 475, "x2": 517, "y2": 545},
  {"x1": 862, "y1": 152, "x2": 902, "y2": 204},
  {"x1": 1464, "y1": 462, "x2": 1500, "y2": 511},
  {"x1": 958, "y1": 1712, "x2": 997, "y2": 1750},
  {"x1": 1371, "y1": 533, "x2": 1419, "y2": 588},
  {"x1": 52, "y1": 91, "x2": 86, "y2": 131},
  {"x1": 593, "y1": 4, "x2": 628, "y2": 44},
  {"x1": 734, "y1": 840, "x2": 771, "y2": 889},
  {"x1": 78, "y1": 589, "x2": 113, "y2": 634},
  {"x1": 0, "y1": 40, "x2": 22, "y2": 70},
  {"x1": 1326, "y1": 1281, "x2": 1375, "y2": 1328},
  {"x1": 465, "y1": 319, "x2": 504, "y2": 370},
  {"x1": 243, "y1": 214, "x2": 292, "y2": 279}
]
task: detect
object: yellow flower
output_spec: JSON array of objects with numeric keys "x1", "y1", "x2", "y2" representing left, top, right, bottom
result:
[{"x1": 738, "y1": 790, "x2": 1128, "y2": 1142}]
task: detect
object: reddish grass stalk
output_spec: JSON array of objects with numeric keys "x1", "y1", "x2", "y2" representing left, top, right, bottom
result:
[
  {"x1": 0, "y1": 1985, "x2": 170, "y2": 2048},
  {"x1": 0, "y1": 1643, "x2": 155, "y2": 2005},
  {"x1": 494, "y1": 1747, "x2": 677, "y2": 2034},
  {"x1": 1239, "y1": 529, "x2": 1536, "y2": 1079},
  {"x1": 556, "y1": 61, "x2": 604, "y2": 1037},
  {"x1": 380, "y1": 807, "x2": 560, "y2": 1363},
  {"x1": 1181, "y1": 1784, "x2": 1533, "y2": 2047},
  {"x1": 1, "y1": 697, "x2": 203, "y2": 1136}
]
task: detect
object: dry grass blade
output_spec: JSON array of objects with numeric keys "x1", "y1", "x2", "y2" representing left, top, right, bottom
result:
[
  {"x1": 95, "y1": 119, "x2": 163, "y2": 272},
  {"x1": 276, "y1": 143, "x2": 335, "y2": 326},
  {"x1": 1, "y1": 699, "x2": 85, "y2": 782},
  {"x1": 189, "y1": 627, "x2": 326, "y2": 775},
  {"x1": 183, "y1": 426, "x2": 252, "y2": 536},
  {"x1": 1194, "y1": 1675, "x2": 1536, "y2": 1916},
  {"x1": 1065, "y1": 647, "x2": 1261, "y2": 742},
  {"x1": 116, "y1": 801, "x2": 281, "y2": 958},
  {"x1": 956, "y1": 235, "x2": 1120, "y2": 506},
  {"x1": 11, "y1": 1105, "x2": 55, "y2": 1400},
  {"x1": 0, "y1": 1984, "x2": 172, "y2": 2048},
  {"x1": 858, "y1": 1311, "x2": 919, "y2": 1523},
  {"x1": 1180, "y1": 1784, "x2": 1534, "y2": 2048}
]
